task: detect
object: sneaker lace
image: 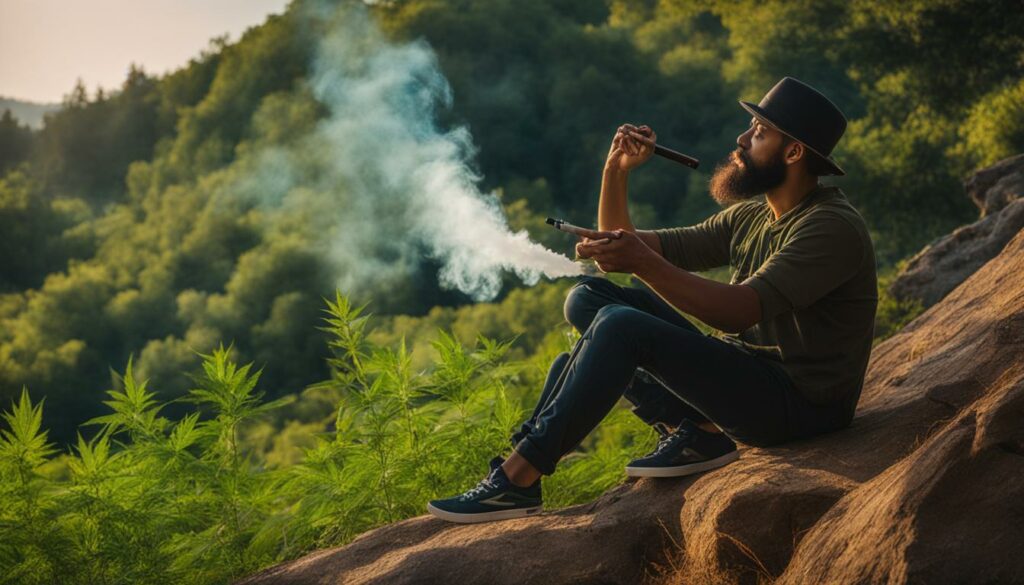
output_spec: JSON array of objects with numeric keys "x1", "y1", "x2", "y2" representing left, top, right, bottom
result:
[
  {"x1": 460, "y1": 476, "x2": 498, "y2": 501},
  {"x1": 652, "y1": 426, "x2": 692, "y2": 455}
]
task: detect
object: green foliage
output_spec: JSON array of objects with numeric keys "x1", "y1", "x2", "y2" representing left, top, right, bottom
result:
[
  {"x1": 31, "y1": 68, "x2": 163, "y2": 205},
  {"x1": 162, "y1": 13, "x2": 313, "y2": 182},
  {"x1": 839, "y1": 0, "x2": 1024, "y2": 114},
  {"x1": 835, "y1": 94, "x2": 974, "y2": 264},
  {"x1": 952, "y1": 78, "x2": 1024, "y2": 172},
  {"x1": 0, "y1": 170, "x2": 92, "y2": 292},
  {"x1": 186, "y1": 345, "x2": 295, "y2": 444},
  {"x1": 0, "y1": 347, "x2": 296, "y2": 583},
  {"x1": 0, "y1": 388, "x2": 58, "y2": 475},
  {"x1": 85, "y1": 356, "x2": 164, "y2": 441},
  {"x1": 0, "y1": 110, "x2": 33, "y2": 175},
  {"x1": 369, "y1": 281, "x2": 572, "y2": 371},
  {"x1": 0, "y1": 389, "x2": 61, "y2": 584},
  {"x1": 285, "y1": 293, "x2": 528, "y2": 537},
  {"x1": 0, "y1": 294, "x2": 659, "y2": 583}
]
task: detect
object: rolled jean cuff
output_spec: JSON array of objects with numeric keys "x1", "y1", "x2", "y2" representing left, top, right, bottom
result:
[
  {"x1": 509, "y1": 423, "x2": 531, "y2": 448},
  {"x1": 513, "y1": 436, "x2": 557, "y2": 476}
]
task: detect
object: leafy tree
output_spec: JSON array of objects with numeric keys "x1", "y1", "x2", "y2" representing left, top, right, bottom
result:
[
  {"x1": 31, "y1": 68, "x2": 161, "y2": 204},
  {"x1": 0, "y1": 171, "x2": 91, "y2": 292},
  {"x1": 840, "y1": 0, "x2": 1024, "y2": 115},
  {"x1": 0, "y1": 110, "x2": 33, "y2": 176}
]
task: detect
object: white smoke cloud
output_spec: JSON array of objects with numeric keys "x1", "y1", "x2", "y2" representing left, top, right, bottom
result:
[{"x1": 242, "y1": 2, "x2": 581, "y2": 301}]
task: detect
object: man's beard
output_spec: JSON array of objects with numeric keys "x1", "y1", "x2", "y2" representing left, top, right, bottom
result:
[{"x1": 708, "y1": 147, "x2": 787, "y2": 206}]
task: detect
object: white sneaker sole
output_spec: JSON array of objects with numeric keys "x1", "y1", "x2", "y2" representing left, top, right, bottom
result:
[
  {"x1": 625, "y1": 449, "x2": 739, "y2": 478},
  {"x1": 426, "y1": 502, "x2": 544, "y2": 524}
]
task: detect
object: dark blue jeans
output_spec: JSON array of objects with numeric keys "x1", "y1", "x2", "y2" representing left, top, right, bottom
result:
[{"x1": 510, "y1": 276, "x2": 844, "y2": 475}]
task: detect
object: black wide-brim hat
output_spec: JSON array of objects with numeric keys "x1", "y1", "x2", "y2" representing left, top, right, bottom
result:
[{"x1": 739, "y1": 77, "x2": 847, "y2": 176}]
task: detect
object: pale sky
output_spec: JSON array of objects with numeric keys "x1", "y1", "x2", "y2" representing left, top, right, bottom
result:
[{"x1": 0, "y1": 0, "x2": 292, "y2": 103}]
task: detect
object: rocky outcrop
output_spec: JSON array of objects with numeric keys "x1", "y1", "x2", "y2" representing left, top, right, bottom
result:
[
  {"x1": 240, "y1": 216, "x2": 1024, "y2": 585},
  {"x1": 891, "y1": 154, "x2": 1024, "y2": 307},
  {"x1": 778, "y1": 368, "x2": 1024, "y2": 585},
  {"x1": 776, "y1": 231, "x2": 1024, "y2": 585},
  {"x1": 966, "y1": 154, "x2": 1024, "y2": 215}
]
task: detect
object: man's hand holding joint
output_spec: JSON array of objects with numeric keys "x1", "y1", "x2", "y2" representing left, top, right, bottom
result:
[{"x1": 574, "y1": 228, "x2": 658, "y2": 275}]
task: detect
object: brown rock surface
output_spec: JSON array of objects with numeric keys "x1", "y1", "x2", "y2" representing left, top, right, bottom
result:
[
  {"x1": 891, "y1": 154, "x2": 1024, "y2": 307},
  {"x1": 239, "y1": 230, "x2": 1024, "y2": 585},
  {"x1": 967, "y1": 153, "x2": 1024, "y2": 216},
  {"x1": 778, "y1": 368, "x2": 1024, "y2": 585}
]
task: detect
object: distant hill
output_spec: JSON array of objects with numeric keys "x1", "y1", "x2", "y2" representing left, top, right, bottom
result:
[{"x1": 0, "y1": 96, "x2": 60, "y2": 128}]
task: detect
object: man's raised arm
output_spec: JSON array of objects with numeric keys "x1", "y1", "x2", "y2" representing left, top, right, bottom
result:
[{"x1": 597, "y1": 124, "x2": 663, "y2": 255}]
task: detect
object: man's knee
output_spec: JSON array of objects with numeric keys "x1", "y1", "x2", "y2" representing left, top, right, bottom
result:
[
  {"x1": 564, "y1": 276, "x2": 621, "y2": 332},
  {"x1": 591, "y1": 304, "x2": 642, "y2": 337}
]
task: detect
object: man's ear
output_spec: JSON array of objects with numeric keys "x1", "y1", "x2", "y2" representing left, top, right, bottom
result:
[{"x1": 784, "y1": 141, "x2": 804, "y2": 166}]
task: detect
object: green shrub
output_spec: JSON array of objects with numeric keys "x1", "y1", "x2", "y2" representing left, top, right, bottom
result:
[{"x1": 0, "y1": 292, "x2": 657, "y2": 583}]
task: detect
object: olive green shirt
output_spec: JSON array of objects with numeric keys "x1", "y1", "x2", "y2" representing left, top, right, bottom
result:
[{"x1": 654, "y1": 185, "x2": 878, "y2": 410}]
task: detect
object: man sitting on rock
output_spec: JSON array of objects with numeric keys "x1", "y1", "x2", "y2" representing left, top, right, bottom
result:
[{"x1": 428, "y1": 77, "x2": 878, "y2": 524}]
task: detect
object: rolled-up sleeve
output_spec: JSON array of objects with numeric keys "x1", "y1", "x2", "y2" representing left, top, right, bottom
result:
[{"x1": 741, "y1": 214, "x2": 864, "y2": 321}]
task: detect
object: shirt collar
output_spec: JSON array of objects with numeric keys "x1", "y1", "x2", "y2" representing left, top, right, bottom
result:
[{"x1": 764, "y1": 184, "x2": 834, "y2": 230}]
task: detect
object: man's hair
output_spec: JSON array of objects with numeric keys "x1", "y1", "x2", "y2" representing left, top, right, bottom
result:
[{"x1": 781, "y1": 135, "x2": 833, "y2": 177}]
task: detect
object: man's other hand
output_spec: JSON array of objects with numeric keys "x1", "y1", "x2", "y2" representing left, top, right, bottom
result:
[
  {"x1": 575, "y1": 228, "x2": 658, "y2": 275},
  {"x1": 605, "y1": 124, "x2": 657, "y2": 173}
]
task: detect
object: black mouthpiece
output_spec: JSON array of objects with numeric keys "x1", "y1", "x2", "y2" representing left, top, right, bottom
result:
[{"x1": 545, "y1": 217, "x2": 559, "y2": 226}]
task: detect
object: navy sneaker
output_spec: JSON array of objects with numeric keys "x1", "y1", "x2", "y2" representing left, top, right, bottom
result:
[
  {"x1": 427, "y1": 456, "x2": 543, "y2": 523},
  {"x1": 625, "y1": 419, "x2": 739, "y2": 478}
]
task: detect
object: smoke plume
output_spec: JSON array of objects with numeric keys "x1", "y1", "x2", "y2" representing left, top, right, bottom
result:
[{"x1": 239, "y1": 2, "x2": 581, "y2": 302}]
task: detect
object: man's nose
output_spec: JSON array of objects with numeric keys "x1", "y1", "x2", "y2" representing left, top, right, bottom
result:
[{"x1": 736, "y1": 128, "x2": 752, "y2": 150}]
